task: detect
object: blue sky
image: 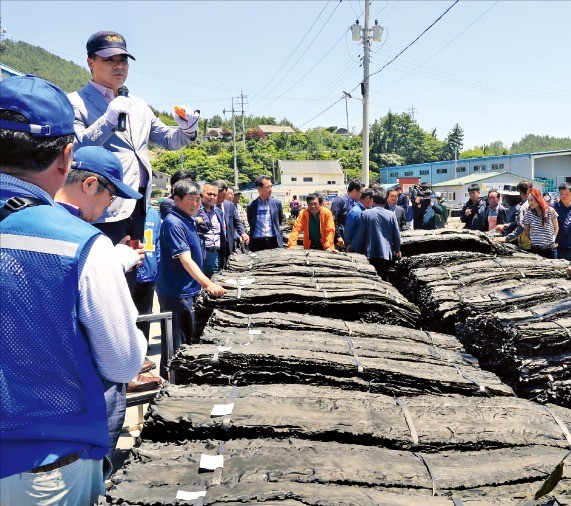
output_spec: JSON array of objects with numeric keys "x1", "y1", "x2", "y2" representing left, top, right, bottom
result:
[{"x1": 2, "y1": 0, "x2": 570, "y2": 149}]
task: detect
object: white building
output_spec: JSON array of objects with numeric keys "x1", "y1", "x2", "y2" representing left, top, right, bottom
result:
[
  {"x1": 379, "y1": 150, "x2": 571, "y2": 192},
  {"x1": 243, "y1": 160, "x2": 346, "y2": 204},
  {"x1": 431, "y1": 172, "x2": 531, "y2": 205}
]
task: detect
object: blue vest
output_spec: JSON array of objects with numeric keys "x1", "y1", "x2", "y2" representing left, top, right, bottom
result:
[{"x1": 0, "y1": 196, "x2": 109, "y2": 478}]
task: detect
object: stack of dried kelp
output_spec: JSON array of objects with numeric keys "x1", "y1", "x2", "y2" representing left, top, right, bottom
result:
[
  {"x1": 107, "y1": 247, "x2": 571, "y2": 505},
  {"x1": 458, "y1": 298, "x2": 571, "y2": 406},
  {"x1": 393, "y1": 252, "x2": 569, "y2": 334},
  {"x1": 399, "y1": 229, "x2": 515, "y2": 257},
  {"x1": 194, "y1": 250, "x2": 420, "y2": 331},
  {"x1": 392, "y1": 246, "x2": 570, "y2": 406},
  {"x1": 169, "y1": 323, "x2": 512, "y2": 397}
]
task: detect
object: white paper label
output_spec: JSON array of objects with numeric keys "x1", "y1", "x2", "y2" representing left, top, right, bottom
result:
[
  {"x1": 199, "y1": 453, "x2": 224, "y2": 470},
  {"x1": 217, "y1": 345, "x2": 232, "y2": 352},
  {"x1": 176, "y1": 490, "x2": 206, "y2": 501},
  {"x1": 211, "y1": 402, "x2": 234, "y2": 416},
  {"x1": 248, "y1": 329, "x2": 262, "y2": 335}
]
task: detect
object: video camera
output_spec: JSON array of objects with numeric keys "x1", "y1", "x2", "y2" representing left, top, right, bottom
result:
[{"x1": 410, "y1": 182, "x2": 433, "y2": 200}]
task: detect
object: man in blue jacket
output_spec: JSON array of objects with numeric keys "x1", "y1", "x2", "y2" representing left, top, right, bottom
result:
[
  {"x1": 247, "y1": 175, "x2": 284, "y2": 251},
  {"x1": 0, "y1": 75, "x2": 145, "y2": 504},
  {"x1": 356, "y1": 191, "x2": 402, "y2": 280}
]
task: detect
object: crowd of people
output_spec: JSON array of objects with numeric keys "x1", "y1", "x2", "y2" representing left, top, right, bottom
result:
[{"x1": 1, "y1": 29, "x2": 570, "y2": 506}]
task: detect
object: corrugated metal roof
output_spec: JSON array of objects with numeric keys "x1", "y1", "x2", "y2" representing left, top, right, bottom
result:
[
  {"x1": 432, "y1": 171, "x2": 528, "y2": 187},
  {"x1": 258, "y1": 125, "x2": 296, "y2": 134},
  {"x1": 278, "y1": 160, "x2": 343, "y2": 174}
]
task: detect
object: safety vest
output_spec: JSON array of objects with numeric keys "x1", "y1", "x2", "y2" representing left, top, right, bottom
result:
[{"x1": 0, "y1": 194, "x2": 109, "y2": 478}]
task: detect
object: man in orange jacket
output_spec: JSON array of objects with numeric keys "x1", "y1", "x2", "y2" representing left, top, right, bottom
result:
[{"x1": 288, "y1": 193, "x2": 336, "y2": 251}]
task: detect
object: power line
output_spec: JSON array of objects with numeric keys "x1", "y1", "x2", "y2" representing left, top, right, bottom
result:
[
  {"x1": 250, "y1": 0, "x2": 331, "y2": 101},
  {"x1": 253, "y1": 26, "x2": 349, "y2": 112},
  {"x1": 350, "y1": 0, "x2": 459, "y2": 93},
  {"x1": 250, "y1": 0, "x2": 343, "y2": 108},
  {"x1": 378, "y1": 1, "x2": 499, "y2": 91},
  {"x1": 299, "y1": 97, "x2": 345, "y2": 128}
]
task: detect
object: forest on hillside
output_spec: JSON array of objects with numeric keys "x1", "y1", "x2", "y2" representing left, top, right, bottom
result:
[{"x1": 1, "y1": 40, "x2": 90, "y2": 92}]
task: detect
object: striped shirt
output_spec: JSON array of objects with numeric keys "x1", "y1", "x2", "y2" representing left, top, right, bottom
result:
[{"x1": 522, "y1": 208, "x2": 558, "y2": 247}]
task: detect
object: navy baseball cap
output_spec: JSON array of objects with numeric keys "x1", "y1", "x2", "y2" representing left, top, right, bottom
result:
[
  {"x1": 86, "y1": 31, "x2": 135, "y2": 60},
  {"x1": 72, "y1": 147, "x2": 142, "y2": 200},
  {"x1": 0, "y1": 75, "x2": 74, "y2": 137}
]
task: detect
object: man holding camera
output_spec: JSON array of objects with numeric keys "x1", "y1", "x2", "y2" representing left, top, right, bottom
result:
[
  {"x1": 460, "y1": 183, "x2": 486, "y2": 230},
  {"x1": 412, "y1": 189, "x2": 443, "y2": 230}
]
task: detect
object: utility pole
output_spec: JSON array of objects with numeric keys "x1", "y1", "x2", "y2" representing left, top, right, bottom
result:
[
  {"x1": 239, "y1": 90, "x2": 247, "y2": 146},
  {"x1": 352, "y1": 4, "x2": 383, "y2": 187},
  {"x1": 407, "y1": 104, "x2": 418, "y2": 121},
  {"x1": 223, "y1": 98, "x2": 238, "y2": 187},
  {"x1": 343, "y1": 91, "x2": 351, "y2": 137},
  {"x1": 362, "y1": 2, "x2": 371, "y2": 187}
]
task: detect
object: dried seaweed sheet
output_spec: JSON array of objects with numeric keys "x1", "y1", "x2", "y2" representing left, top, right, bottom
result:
[
  {"x1": 141, "y1": 383, "x2": 571, "y2": 453},
  {"x1": 168, "y1": 328, "x2": 513, "y2": 397},
  {"x1": 107, "y1": 439, "x2": 571, "y2": 505}
]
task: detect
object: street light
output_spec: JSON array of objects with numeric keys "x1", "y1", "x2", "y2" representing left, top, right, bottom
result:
[{"x1": 343, "y1": 91, "x2": 352, "y2": 137}]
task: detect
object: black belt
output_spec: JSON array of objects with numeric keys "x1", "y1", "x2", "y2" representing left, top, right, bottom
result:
[
  {"x1": 30, "y1": 453, "x2": 79, "y2": 473},
  {"x1": 205, "y1": 247, "x2": 220, "y2": 252},
  {"x1": 532, "y1": 243, "x2": 555, "y2": 250}
]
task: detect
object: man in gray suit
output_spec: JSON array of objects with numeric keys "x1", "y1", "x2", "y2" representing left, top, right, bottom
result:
[{"x1": 68, "y1": 31, "x2": 199, "y2": 266}]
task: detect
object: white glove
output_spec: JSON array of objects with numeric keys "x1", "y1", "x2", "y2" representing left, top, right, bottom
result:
[
  {"x1": 173, "y1": 105, "x2": 200, "y2": 136},
  {"x1": 103, "y1": 96, "x2": 133, "y2": 128}
]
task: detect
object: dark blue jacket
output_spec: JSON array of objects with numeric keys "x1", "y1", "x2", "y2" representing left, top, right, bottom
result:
[
  {"x1": 221, "y1": 200, "x2": 246, "y2": 256},
  {"x1": 246, "y1": 197, "x2": 284, "y2": 247},
  {"x1": 356, "y1": 206, "x2": 401, "y2": 260}
]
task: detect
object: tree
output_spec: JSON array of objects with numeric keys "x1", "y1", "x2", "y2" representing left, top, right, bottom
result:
[
  {"x1": 441, "y1": 123, "x2": 464, "y2": 160},
  {"x1": 510, "y1": 134, "x2": 571, "y2": 154},
  {"x1": 369, "y1": 111, "x2": 431, "y2": 166},
  {"x1": 209, "y1": 115, "x2": 223, "y2": 127}
]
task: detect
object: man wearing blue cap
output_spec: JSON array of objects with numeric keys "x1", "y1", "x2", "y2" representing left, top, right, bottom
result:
[
  {"x1": 55, "y1": 146, "x2": 160, "y2": 458},
  {"x1": 68, "y1": 31, "x2": 199, "y2": 275},
  {"x1": 0, "y1": 75, "x2": 146, "y2": 504}
]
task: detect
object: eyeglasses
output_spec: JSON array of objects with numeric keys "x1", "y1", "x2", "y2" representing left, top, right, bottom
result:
[{"x1": 98, "y1": 180, "x2": 118, "y2": 203}]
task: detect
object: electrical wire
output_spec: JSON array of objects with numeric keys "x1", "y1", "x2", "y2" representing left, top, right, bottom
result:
[
  {"x1": 250, "y1": 0, "x2": 331, "y2": 101},
  {"x1": 378, "y1": 1, "x2": 499, "y2": 91},
  {"x1": 250, "y1": 0, "x2": 343, "y2": 108},
  {"x1": 350, "y1": 0, "x2": 459, "y2": 93},
  {"x1": 299, "y1": 97, "x2": 345, "y2": 127}
]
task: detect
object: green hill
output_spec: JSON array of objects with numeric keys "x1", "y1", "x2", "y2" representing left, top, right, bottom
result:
[{"x1": 0, "y1": 39, "x2": 90, "y2": 93}]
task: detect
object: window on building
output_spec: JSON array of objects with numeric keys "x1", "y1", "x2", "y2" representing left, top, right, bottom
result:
[
  {"x1": 420, "y1": 169, "x2": 429, "y2": 175},
  {"x1": 491, "y1": 163, "x2": 504, "y2": 170},
  {"x1": 473, "y1": 165, "x2": 485, "y2": 172},
  {"x1": 327, "y1": 180, "x2": 336, "y2": 185},
  {"x1": 389, "y1": 172, "x2": 398, "y2": 178},
  {"x1": 437, "y1": 168, "x2": 448, "y2": 174},
  {"x1": 291, "y1": 177, "x2": 297, "y2": 182},
  {"x1": 456, "y1": 167, "x2": 466, "y2": 173},
  {"x1": 303, "y1": 177, "x2": 313, "y2": 182},
  {"x1": 404, "y1": 171, "x2": 414, "y2": 176}
]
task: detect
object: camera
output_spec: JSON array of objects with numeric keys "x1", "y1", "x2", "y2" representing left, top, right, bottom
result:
[{"x1": 410, "y1": 182, "x2": 432, "y2": 200}]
